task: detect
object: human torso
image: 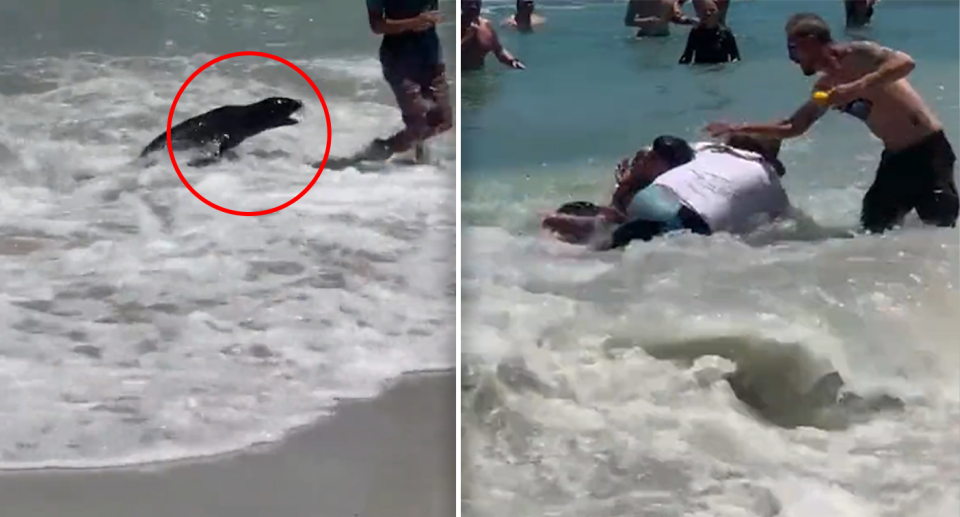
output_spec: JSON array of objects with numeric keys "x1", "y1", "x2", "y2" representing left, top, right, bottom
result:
[
  {"x1": 506, "y1": 13, "x2": 544, "y2": 32},
  {"x1": 818, "y1": 46, "x2": 942, "y2": 151},
  {"x1": 652, "y1": 145, "x2": 789, "y2": 233},
  {"x1": 462, "y1": 18, "x2": 498, "y2": 70},
  {"x1": 377, "y1": 0, "x2": 441, "y2": 65},
  {"x1": 690, "y1": 25, "x2": 732, "y2": 62},
  {"x1": 627, "y1": 0, "x2": 673, "y2": 35}
]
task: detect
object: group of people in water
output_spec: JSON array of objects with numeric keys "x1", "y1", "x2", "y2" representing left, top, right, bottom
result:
[
  {"x1": 458, "y1": 0, "x2": 956, "y2": 249},
  {"x1": 359, "y1": 0, "x2": 956, "y2": 250}
]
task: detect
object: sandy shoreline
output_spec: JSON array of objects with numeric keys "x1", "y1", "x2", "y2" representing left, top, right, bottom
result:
[{"x1": 0, "y1": 370, "x2": 455, "y2": 517}]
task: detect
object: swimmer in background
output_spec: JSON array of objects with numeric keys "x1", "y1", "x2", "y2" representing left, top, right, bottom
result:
[
  {"x1": 679, "y1": 0, "x2": 740, "y2": 65},
  {"x1": 462, "y1": 0, "x2": 526, "y2": 71},
  {"x1": 503, "y1": 0, "x2": 545, "y2": 33},
  {"x1": 844, "y1": 0, "x2": 878, "y2": 29},
  {"x1": 624, "y1": 0, "x2": 695, "y2": 38}
]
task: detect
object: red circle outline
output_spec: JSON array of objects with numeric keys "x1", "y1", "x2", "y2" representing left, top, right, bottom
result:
[{"x1": 166, "y1": 51, "x2": 332, "y2": 216}]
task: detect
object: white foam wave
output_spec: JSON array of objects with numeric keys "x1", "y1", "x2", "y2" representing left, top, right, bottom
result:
[{"x1": 0, "y1": 53, "x2": 454, "y2": 469}]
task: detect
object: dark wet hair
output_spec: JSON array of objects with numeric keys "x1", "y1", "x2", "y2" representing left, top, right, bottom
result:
[
  {"x1": 651, "y1": 135, "x2": 696, "y2": 168},
  {"x1": 556, "y1": 201, "x2": 601, "y2": 216},
  {"x1": 726, "y1": 134, "x2": 787, "y2": 177},
  {"x1": 517, "y1": 0, "x2": 534, "y2": 7},
  {"x1": 786, "y1": 13, "x2": 833, "y2": 43}
]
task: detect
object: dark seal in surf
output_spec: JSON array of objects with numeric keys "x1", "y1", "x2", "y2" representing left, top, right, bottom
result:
[{"x1": 139, "y1": 97, "x2": 303, "y2": 167}]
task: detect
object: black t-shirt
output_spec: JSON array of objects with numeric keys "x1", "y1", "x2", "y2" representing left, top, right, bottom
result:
[{"x1": 368, "y1": 0, "x2": 442, "y2": 65}]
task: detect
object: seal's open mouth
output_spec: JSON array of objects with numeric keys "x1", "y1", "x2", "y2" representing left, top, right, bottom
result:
[{"x1": 287, "y1": 106, "x2": 305, "y2": 124}]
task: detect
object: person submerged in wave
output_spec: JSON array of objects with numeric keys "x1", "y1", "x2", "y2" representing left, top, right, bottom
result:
[
  {"x1": 844, "y1": 0, "x2": 878, "y2": 29},
  {"x1": 343, "y1": 0, "x2": 452, "y2": 166},
  {"x1": 462, "y1": 0, "x2": 526, "y2": 71},
  {"x1": 542, "y1": 135, "x2": 791, "y2": 249},
  {"x1": 503, "y1": 0, "x2": 545, "y2": 33},
  {"x1": 679, "y1": 0, "x2": 740, "y2": 65},
  {"x1": 707, "y1": 13, "x2": 958, "y2": 234},
  {"x1": 625, "y1": 0, "x2": 695, "y2": 38}
]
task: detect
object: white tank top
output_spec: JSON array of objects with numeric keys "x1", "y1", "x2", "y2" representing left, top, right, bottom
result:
[{"x1": 651, "y1": 143, "x2": 790, "y2": 234}]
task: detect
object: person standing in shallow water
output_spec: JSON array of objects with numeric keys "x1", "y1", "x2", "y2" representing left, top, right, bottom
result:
[
  {"x1": 353, "y1": 0, "x2": 452, "y2": 164},
  {"x1": 624, "y1": 0, "x2": 694, "y2": 38},
  {"x1": 461, "y1": 0, "x2": 525, "y2": 72},
  {"x1": 503, "y1": 0, "x2": 546, "y2": 33},
  {"x1": 706, "y1": 12, "x2": 958, "y2": 233},
  {"x1": 679, "y1": 0, "x2": 740, "y2": 65}
]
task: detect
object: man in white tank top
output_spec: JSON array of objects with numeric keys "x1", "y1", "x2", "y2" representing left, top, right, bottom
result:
[{"x1": 602, "y1": 135, "x2": 791, "y2": 249}]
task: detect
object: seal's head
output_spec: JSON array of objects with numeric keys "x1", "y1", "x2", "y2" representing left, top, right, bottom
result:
[{"x1": 249, "y1": 97, "x2": 304, "y2": 129}]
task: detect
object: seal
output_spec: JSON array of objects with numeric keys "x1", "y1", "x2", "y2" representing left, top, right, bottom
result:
[{"x1": 139, "y1": 97, "x2": 304, "y2": 166}]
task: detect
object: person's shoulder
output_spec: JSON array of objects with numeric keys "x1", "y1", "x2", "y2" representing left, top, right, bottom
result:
[{"x1": 842, "y1": 39, "x2": 898, "y2": 64}]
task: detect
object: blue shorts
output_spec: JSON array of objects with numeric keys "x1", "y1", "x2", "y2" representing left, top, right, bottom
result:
[{"x1": 625, "y1": 185, "x2": 686, "y2": 231}]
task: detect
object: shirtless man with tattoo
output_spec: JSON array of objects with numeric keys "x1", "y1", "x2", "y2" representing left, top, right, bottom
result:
[
  {"x1": 707, "y1": 12, "x2": 958, "y2": 233},
  {"x1": 461, "y1": 0, "x2": 525, "y2": 72},
  {"x1": 624, "y1": 0, "x2": 695, "y2": 38}
]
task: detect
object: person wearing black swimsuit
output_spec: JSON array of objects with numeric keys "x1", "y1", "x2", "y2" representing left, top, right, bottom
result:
[{"x1": 679, "y1": 0, "x2": 740, "y2": 65}]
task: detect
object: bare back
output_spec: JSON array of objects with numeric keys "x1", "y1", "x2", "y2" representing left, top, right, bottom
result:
[{"x1": 462, "y1": 18, "x2": 499, "y2": 71}]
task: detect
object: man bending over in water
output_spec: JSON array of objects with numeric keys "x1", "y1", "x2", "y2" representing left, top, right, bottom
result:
[
  {"x1": 707, "y1": 12, "x2": 957, "y2": 233},
  {"x1": 339, "y1": 0, "x2": 451, "y2": 166},
  {"x1": 625, "y1": 0, "x2": 695, "y2": 38},
  {"x1": 542, "y1": 135, "x2": 790, "y2": 249},
  {"x1": 462, "y1": 0, "x2": 525, "y2": 71},
  {"x1": 503, "y1": 0, "x2": 546, "y2": 33}
]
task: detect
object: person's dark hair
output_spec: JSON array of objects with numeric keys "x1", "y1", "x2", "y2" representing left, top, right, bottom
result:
[
  {"x1": 651, "y1": 135, "x2": 695, "y2": 168},
  {"x1": 517, "y1": 0, "x2": 533, "y2": 9},
  {"x1": 785, "y1": 13, "x2": 833, "y2": 43},
  {"x1": 556, "y1": 201, "x2": 601, "y2": 216},
  {"x1": 726, "y1": 134, "x2": 787, "y2": 177}
]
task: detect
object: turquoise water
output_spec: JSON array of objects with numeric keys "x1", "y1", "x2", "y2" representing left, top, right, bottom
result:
[
  {"x1": 0, "y1": 0, "x2": 456, "y2": 468},
  {"x1": 462, "y1": 0, "x2": 958, "y2": 227},
  {"x1": 462, "y1": 2, "x2": 960, "y2": 516}
]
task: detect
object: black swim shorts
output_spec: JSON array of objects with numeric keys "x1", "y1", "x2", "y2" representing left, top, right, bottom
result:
[{"x1": 860, "y1": 130, "x2": 959, "y2": 233}]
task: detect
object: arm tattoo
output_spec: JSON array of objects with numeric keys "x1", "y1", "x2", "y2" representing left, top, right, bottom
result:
[{"x1": 848, "y1": 40, "x2": 896, "y2": 67}]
